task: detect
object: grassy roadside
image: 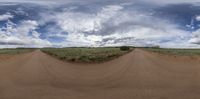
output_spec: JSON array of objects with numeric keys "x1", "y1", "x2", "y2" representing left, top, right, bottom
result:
[
  {"x1": 41, "y1": 47, "x2": 133, "y2": 63},
  {"x1": 144, "y1": 48, "x2": 200, "y2": 56},
  {"x1": 0, "y1": 48, "x2": 35, "y2": 55}
]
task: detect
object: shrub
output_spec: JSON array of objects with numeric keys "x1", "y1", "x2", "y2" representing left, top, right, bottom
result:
[
  {"x1": 41, "y1": 48, "x2": 131, "y2": 63},
  {"x1": 70, "y1": 58, "x2": 76, "y2": 62},
  {"x1": 78, "y1": 55, "x2": 90, "y2": 62},
  {"x1": 120, "y1": 46, "x2": 130, "y2": 51},
  {"x1": 59, "y1": 56, "x2": 66, "y2": 60}
]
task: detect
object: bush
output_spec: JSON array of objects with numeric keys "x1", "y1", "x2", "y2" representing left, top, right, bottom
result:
[
  {"x1": 120, "y1": 46, "x2": 130, "y2": 51},
  {"x1": 78, "y1": 55, "x2": 90, "y2": 62},
  {"x1": 70, "y1": 58, "x2": 76, "y2": 62},
  {"x1": 59, "y1": 56, "x2": 66, "y2": 60}
]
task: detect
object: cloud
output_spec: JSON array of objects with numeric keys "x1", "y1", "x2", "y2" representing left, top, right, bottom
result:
[
  {"x1": 189, "y1": 29, "x2": 200, "y2": 44},
  {"x1": 196, "y1": 15, "x2": 200, "y2": 21},
  {"x1": 139, "y1": 0, "x2": 200, "y2": 5},
  {"x1": 0, "y1": 0, "x2": 57, "y2": 5},
  {"x1": 14, "y1": 8, "x2": 28, "y2": 16},
  {"x1": 39, "y1": 5, "x2": 127, "y2": 46},
  {"x1": 37, "y1": 3, "x2": 192, "y2": 47},
  {"x1": 57, "y1": 5, "x2": 123, "y2": 34},
  {"x1": 0, "y1": 13, "x2": 14, "y2": 21},
  {"x1": 0, "y1": 1, "x2": 200, "y2": 48},
  {"x1": 15, "y1": 20, "x2": 38, "y2": 37},
  {"x1": 0, "y1": 19, "x2": 52, "y2": 48},
  {"x1": 1, "y1": 0, "x2": 200, "y2": 6}
]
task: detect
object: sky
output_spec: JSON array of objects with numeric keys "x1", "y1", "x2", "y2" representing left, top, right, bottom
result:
[{"x1": 1, "y1": 0, "x2": 200, "y2": 48}]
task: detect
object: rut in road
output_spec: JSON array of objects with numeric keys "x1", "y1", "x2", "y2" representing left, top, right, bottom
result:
[{"x1": 0, "y1": 49, "x2": 200, "y2": 99}]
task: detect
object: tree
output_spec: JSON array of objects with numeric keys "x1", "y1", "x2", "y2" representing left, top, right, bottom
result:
[{"x1": 120, "y1": 46, "x2": 130, "y2": 51}]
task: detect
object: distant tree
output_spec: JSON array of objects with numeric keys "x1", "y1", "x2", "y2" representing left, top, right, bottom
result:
[
  {"x1": 152, "y1": 45, "x2": 160, "y2": 48},
  {"x1": 120, "y1": 46, "x2": 130, "y2": 51}
]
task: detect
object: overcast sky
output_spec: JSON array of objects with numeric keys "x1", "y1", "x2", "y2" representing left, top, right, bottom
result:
[
  {"x1": 0, "y1": 0, "x2": 200, "y2": 48},
  {"x1": 1, "y1": 0, "x2": 200, "y2": 4}
]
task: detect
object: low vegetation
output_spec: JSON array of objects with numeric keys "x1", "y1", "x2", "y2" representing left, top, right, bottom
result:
[
  {"x1": 0, "y1": 48, "x2": 35, "y2": 55},
  {"x1": 41, "y1": 47, "x2": 133, "y2": 63},
  {"x1": 144, "y1": 48, "x2": 200, "y2": 56},
  {"x1": 120, "y1": 46, "x2": 130, "y2": 51}
]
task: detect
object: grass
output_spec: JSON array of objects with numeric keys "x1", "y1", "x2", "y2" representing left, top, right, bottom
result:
[
  {"x1": 144, "y1": 48, "x2": 200, "y2": 56},
  {"x1": 41, "y1": 47, "x2": 133, "y2": 63},
  {"x1": 0, "y1": 48, "x2": 35, "y2": 55}
]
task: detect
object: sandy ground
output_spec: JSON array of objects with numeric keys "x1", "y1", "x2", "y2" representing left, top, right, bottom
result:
[{"x1": 0, "y1": 49, "x2": 200, "y2": 99}]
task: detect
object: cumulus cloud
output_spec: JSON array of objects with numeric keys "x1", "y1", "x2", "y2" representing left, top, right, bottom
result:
[
  {"x1": 0, "y1": 1, "x2": 200, "y2": 48},
  {"x1": 57, "y1": 5, "x2": 123, "y2": 34},
  {"x1": 14, "y1": 8, "x2": 28, "y2": 16},
  {"x1": 140, "y1": 0, "x2": 200, "y2": 5},
  {"x1": 1, "y1": 0, "x2": 200, "y2": 4},
  {"x1": 189, "y1": 29, "x2": 200, "y2": 44},
  {"x1": 0, "y1": 19, "x2": 52, "y2": 48},
  {"x1": 0, "y1": 13, "x2": 13, "y2": 21},
  {"x1": 196, "y1": 15, "x2": 200, "y2": 21},
  {"x1": 1, "y1": 0, "x2": 200, "y2": 7},
  {"x1": 38, "y1": 4, "x2": 191, "y2": 47},
  {"x1": 39, "y1": 5, "x2": 125, "y2": 46},
  {"x1": 186, "y1": 16, "x2": 200, "y2": 45}
]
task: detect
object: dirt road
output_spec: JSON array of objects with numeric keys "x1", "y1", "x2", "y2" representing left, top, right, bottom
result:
[{"x1": 0, "y1": 49, "x2": 200, "y2": 99}]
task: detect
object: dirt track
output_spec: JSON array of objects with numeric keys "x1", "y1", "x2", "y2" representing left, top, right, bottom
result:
[{"x1": 0, "y1": 49, "x2": 200, "y2": 99}]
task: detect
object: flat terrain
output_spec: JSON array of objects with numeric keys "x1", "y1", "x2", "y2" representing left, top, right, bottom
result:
[
  {"x1": 0, "y1": 49, "x2": 200, "y2": 99},
  {"x1": 0, "y1": 48, "x2": 34, "y2": 54},
  {"x1": 0, "y1": 48, "x2": 35, "y2": 62},
  {"x1": 145, "y1": 48, "x2": 200, "y2": 56},
  {"x1": 41, "y1": 48, "x2": 131, "y2": 63}
]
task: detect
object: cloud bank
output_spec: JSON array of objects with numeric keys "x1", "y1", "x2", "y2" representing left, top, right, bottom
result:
[{"x1": 0, "y1": 0, "x2": 200, "y2": 48}]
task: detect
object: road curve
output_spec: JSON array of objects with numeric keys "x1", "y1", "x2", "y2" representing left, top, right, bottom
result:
[{"x1": 0, "y1": 49, "x2": 200, "y2": 99}]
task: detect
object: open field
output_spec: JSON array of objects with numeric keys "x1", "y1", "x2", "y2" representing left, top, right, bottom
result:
[
  {"x1": 0, "y1": 49, "x2": 200, "y2": 99},
  {"x1": 41, "y1": 47, "x2": 132, "y2": 63},
  {"x1": 144, "y1": 48, "x2": 200, "y2": 56},
  {"x1": 0, "y1": 48, "x2": 35, "y2": 62},
  {"x1": 0, "y1": 48, "x2": 35, "y2": 55}
]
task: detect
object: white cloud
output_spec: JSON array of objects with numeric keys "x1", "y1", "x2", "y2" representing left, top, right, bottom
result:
[
  {"x1": 44, "y1": 5, "x2": 125, "y2": 46},
  {"x1": 0, "y1": 13, "x2": 13, "y2": 21},
  {"x1": 0, "y1": 20, "x2": 52, "y2": 47},
  {"x1": 39, "y1": 4, "x2": 192, "y2": 47},
  {"x1": 53, "y1": 5, "x2": 123, "y2": 34},
  {"x1": 15, "y1": 20, "x2": 38, "y2": 37},
  {"x1": 196, "y1": 15, "x2": 200, "y2": 21},
  {"x1": 32, "y1": 31, "x2": 40, "y2": 38},
  {"x1": 189, "y1": 29, "x2": 200, "y2": 44},
  {"x1": 1, "y1": 0, "x2": 200, "y2": 6},
  {"x1": 14, "y1": 8, "x2": 28, "y2": 16},
  {"x1": 140, "y1": 0, "x2": 200, "y2": 5},
  {"x1": 1, "y1": 0, "x2": 200, "y2": 4},
  {"x1": 0, "y1": 0, "x2": 58, "y2": 5},
  {"x1": 0, "y1": 2, "x2": 199, "y2": 48},
  {"x1": 189, "y1": 38, "x2": 200, "y2": 44}
]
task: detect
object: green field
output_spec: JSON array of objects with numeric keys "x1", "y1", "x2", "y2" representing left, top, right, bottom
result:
[
  {"x1": 41, "y1": 47, "x2": 133, "y2": 63},
  {"x1": 144, "y1": 48, "x2": 200, "y2": 56},
  {"x1": 0, "y1": 48, "x2": 35, "y2": 55}
]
